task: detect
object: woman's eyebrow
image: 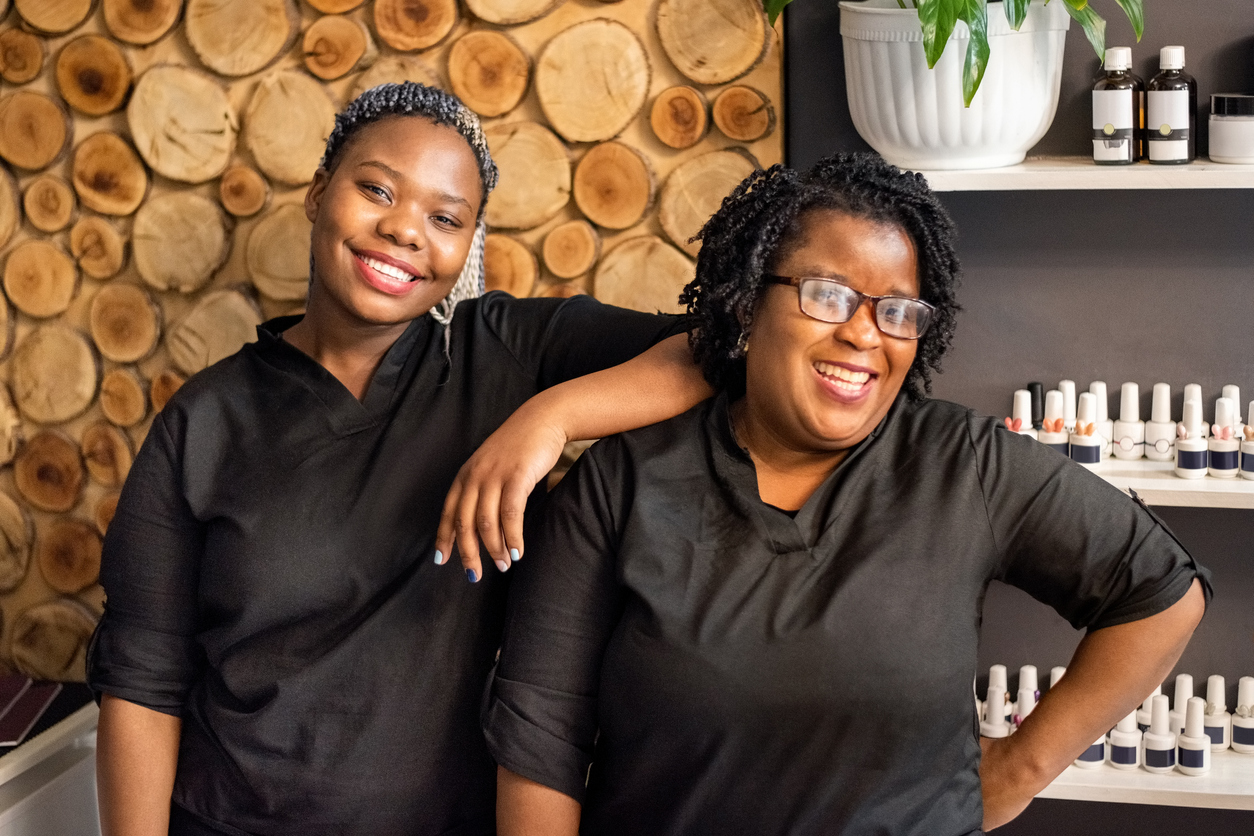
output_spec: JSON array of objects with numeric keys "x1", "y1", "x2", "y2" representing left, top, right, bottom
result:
[{"x1": 359, "y1": 160, "x2": 472, "y2": 209}]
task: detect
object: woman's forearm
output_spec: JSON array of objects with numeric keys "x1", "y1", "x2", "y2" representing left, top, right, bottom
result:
[
  {"x1": 97, "y1": 694, "x2": 182, "y2": 836},
  {"x1": 497, "y1": 766, "x2": 581, "y2": 836},
  {"x1": 981, "y1": 578, "x2": 1206, "y2": 829}
]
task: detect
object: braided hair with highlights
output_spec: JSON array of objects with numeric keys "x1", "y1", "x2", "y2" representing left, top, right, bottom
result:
[
  {"x1": 679, "y1": 152, "x2": 961, "y2": 402},
  {"x1": 319, "y1": 82, "x2": 499, "y2": 332}
]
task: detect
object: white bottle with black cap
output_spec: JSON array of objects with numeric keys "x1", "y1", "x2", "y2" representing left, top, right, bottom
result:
[
  {"x1": 1143, "y1": 693, "x2": 1177, "y2": 773},
  {"x1": 1092, "y1": 47, "x2": 1140, "y2": 165},
  {"x1": 1109, "y1": 709, "x2": 1142, "y2": 770},
  {"x1": 1145, "y1": 383, "x2": 1176, "y2": 461},
  {"x1": 1148, "y1": 46, "x2": 1197, "y2": 164},
  {"x1": 1137, "y1": 685, "x2": 1161, "y2": 732},
  {"x1": 1059, "y1": 380, "x2": 1077, "y2": 433},
  {"x1": 1243, "y1": 400, "x2": 1254, "y2": 480},
  {"x1": 1089, "y1": 381, "x2": 1114, "y2": 457},
  {"x1": 1183, "y1": 384, "x2": 1210, "y2": 438},
  {"x1": 1178, "y1": 696, "x2": 1211, "y2": 775},
  {"x1": 1038, "y1": 390, "x2": 1069, "y2": 456},
  {"x1": 1175, "y1": 400, "x2": 1208, "y2": 479},
  {"x1": 1204, "y1": 674, "x2": 1231, "y2": 751},
  {"x1": 1113, "y1": 382, "x2": 1145, "y2": 460},
  {"x1": 1233, "y1": 676, "x2": 1254, "y2": 754},
  {"x1": 1209, "y1": 397, "x2": 1240, "y2": 478},
  {"x1": 981, "y1": 686, "x2": 1011, "y2": 739},
  {"x1": 1005, "y1": 389, "x2": 1038, "y2": 440},
  {"x1": 1070, "y1": 393, "x2": 1103, "y2": 469},
  {"x1": 1170, "y1": 673, "x2": 1194, "y2": 735}
]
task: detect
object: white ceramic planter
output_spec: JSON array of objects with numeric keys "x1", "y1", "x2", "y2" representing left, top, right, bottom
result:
[{"x1": 839, "y1": 0, "x2": 1070, "y2": 170}]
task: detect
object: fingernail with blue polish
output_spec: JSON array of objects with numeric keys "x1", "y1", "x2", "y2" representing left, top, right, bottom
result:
[
  {"x1": 433, "y1": 550, "x2": 444, "y2": 566},
  {"x1": 510, "y1": 548, "x2": 520, "y2": 563},
  {"x1": 466, "y1": 568, "x2": 478, "y2": 583},
  {"x1": 495, "y1": 560, "x2": 509, "y2": 573}
]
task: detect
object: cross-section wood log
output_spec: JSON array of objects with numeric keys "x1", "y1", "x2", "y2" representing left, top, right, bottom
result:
[
  {"x1": 658, "y1": 148, "x2": 757, "y2": 256},
  {"x1": 219, "y1": 164, "x2": 270, "y2": 217},
  {"x1": 150, "y1": 369, "x2": 184, "y2": 412},
  {"x1": 11, "y1": 598, "x2": 98, "y2": 681},
  {"x1": 3, "y1": 241, "x2": 77, "y2": 319},
  {"x1": 483, "y1": 234, "x2": 536, "y2": 298},
  {"x1": 95, "y1": 491, "x2": 120, "y2": 536},
  {"x1": 573, "y1": 141, "x2": 654, "y2": 230},
  {"x1": 464, "y1": 0, "x2": 559, "y2": 25},
  {"x1": 0, "y1": 28, "x2": 45, "y2": 85},
  {"x1": 128, "y1": 65, "x2": 236, "y2": 183},
  {"x1": 0, "y1": 386, "x2": 20, "y2": 465},
  {"x1": 0, "y1": 166, "x2": 16, "y2": 250},
  {"x1": 22, "y1": 175, "x2": 75, "y2": 233},
  {"x1": 14, "y1": 0, "x2": 95, "y2": 34},
  {"x1": 167, "y1": 290, "x2": 261, "y2": 375},
  {"x1": 351, "y1": 55, "x2": 439, "y2": 98},
  {"x1": 712, "y1": 85, "x2": 775, "y2": 142},
  {"x1": 244, "y1": 71, "x2": 336, "y2": 186},
  {"x1": 247, "y1": 204, "x2": 312, "y2": 301},
  {"x1": 14, "y1": 431, "x2": 84, "y2": 513},
  {"x1": 102, "y1": 0, "x2": 183, "y2": 45},
  {"x1": 535, "y1": 19, "x2": 649, "y2": 143},
  {"x1": 308, "y1": 0, "x2": 362, "y2": 10},
  {"x1": 593, "y1": 235, "x2": 692, "y2": 315},
  {"x1": 185, "y1": 0, "x2": 298, "y2": 77},
  {"x1": 0, "y1": 298, "x2": 10, "y2": 362},
  {"x1": 11, "y1": 326, "x2": 99, "y2": 425},
  {"x1": 99, "y1": 367, "x2": 146, "y2": 427},
  {"x1": 132, "y1": 191, "x2": 229, "y2": 293},
  {"x1": 447, "y1": 31, "x2": 529, "y2": 118},
  {"x1": 70, "y1": 215, "x2": 127, "y2": 279},
  {"x1": 71, "y1": 131, "x2": 149, "y2": 216},
  {"x1": 0, "y1": 91, "x2": 71, "y2": 171},
  {"x1": 650, "y1": 86, "x2": 708, "y2": 150},
  {"x1": 0, "y1": 491, "x2": 32, "y2": 593},
  {"x1": 373, "y1": 0, "x2": 457, "y2": 52},
  {"x1": 55, "y1": 34, "x2": 132, "y2": 117},
  {"x1": 483, "y1": 121, "x2": 569, "y2": 230},
  {"x1": 656, "y1": 0, "x2": 769, "y2": 86},
  {"x1": 90, "y1": 283, "x2": 161, "y2": 363},
  {"x1": 38, "y1": 520, "x2": 102, "y2": 594},
  {"x1": 303, "y1": 14, "x2": 375, "y2": 81},
  {"x1": 81, "y1": 421, "x2": 133, "y2": 487},
  {"x1": 542, "y1": 220, "x2": 599, "y2": 280}
]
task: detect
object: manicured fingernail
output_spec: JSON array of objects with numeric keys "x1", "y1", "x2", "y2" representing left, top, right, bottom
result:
[
  {"x1": 495, "y1": 560, "x2": 509, "y2": 573},
  {"x1": 466, "y1": 569, "x2": 478, "y2": 583},
  {"x1": 433, "y1": 550, "x2": 444, "y2": 565},
  {"x1": 510, "y1": 548, "x2": 520, "y2": 563}
]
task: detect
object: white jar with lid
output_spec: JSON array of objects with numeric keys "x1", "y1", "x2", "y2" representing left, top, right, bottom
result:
[{"x1": 1209, "y1": 94, "x2": 1254, "y2": 164}]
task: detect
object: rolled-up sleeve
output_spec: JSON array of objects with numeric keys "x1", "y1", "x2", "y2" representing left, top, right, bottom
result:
[
  {"x1": 483, "y1": 439, "x2": 626, "y2": 802},
  {"x1": 88, "y1": 412, "x2": 205, "y2": 715}
]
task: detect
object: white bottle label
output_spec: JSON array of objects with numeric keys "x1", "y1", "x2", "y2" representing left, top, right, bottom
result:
[
  {"x1": 1148, "y1": 89, "x2": 1190, "y2": 161},
  {"x1": 1092, "y1": 90, "x2": 1133, "y2": 162}
]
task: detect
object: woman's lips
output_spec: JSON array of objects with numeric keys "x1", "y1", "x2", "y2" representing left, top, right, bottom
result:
[
  {"x1": 351, "y1": 251, "x2": 424, "y2": 296},
  {"x1": 813, "y1": 360, "x2": 876, "y2": 404}
]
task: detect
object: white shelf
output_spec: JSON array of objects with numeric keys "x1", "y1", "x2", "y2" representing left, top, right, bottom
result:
[
  {"x1": 917, "y1": 157, "x2": 1254, "y2": 191},
  {"x1": 1038, "y1": 749, "x2": 1254, "y2": 810},
  {"x1": 1093, "y1": 459, "x2": 1254, "y2": 509}
]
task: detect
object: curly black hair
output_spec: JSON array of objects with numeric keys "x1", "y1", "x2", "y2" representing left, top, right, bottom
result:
[
  {"x1": 679, "y1": 152, "x2": 961, "y2": 402},
  {"x1": 320, "y1": 82, "x2": 499, "y2": 221}
]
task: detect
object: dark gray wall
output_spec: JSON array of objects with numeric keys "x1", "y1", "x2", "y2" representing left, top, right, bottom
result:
[{"x1": 784, "y1": 1, "x2": 1254, "y2": 830}]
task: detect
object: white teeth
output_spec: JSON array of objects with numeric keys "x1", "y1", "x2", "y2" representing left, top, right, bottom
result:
[
  {"x1": 360, "y1": 254, "x2": 418, "y2": 282},
  {"x1": 814, "y1": 361, "x2": 871, "y2": 389}
]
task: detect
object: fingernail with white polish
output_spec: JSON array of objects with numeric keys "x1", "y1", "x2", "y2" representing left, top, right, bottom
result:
[
  {"x1": 433, "y1": 550, "x2": 444, "y2": 566},
  {"x1": 510, "y1": 548, "x2": 520, "y2": 563},
  {"x1": 495, "y1": 560, "x2": 509, "y2": 573}
]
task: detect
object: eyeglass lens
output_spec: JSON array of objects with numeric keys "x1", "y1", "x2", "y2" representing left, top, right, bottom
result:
[{"x1": 797, "y1": 279, "x2": 933, "y2": 339}]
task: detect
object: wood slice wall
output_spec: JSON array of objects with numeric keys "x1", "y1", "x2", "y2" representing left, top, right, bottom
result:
[{"x1": 0, "y1": 0, "x2": 783, "y2": 682}]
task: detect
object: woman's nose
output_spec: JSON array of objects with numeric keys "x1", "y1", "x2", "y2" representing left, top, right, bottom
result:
[
  {"x1": 833, "y1": 296, "x2": 880, "y2": 349},
  {"x1": 377, "y1": 206, "x2": 426, "y2": 250}
]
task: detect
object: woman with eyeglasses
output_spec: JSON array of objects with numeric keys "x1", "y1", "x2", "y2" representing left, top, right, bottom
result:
[{"x1": 482, "y1": 154, "x2": 1210, "y2": 835}]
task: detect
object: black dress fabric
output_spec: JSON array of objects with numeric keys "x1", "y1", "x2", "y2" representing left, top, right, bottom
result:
[
  {"x1": 483, "y1": 393, "x2": 1212, "y2": 836},
  {"x1": 87, "y1": 292, "x2": 683, "y2": 836}
]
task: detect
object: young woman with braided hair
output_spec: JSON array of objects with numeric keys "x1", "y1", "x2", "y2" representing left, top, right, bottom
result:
[
  {"x1": 89, "y1": 83, "x2": 709, "y2": 836},
  {"x1": 486, "y1": 153, "x2": 1209, "y2": 835}
]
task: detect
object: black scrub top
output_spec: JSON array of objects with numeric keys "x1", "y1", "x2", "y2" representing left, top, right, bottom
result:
[
  {"x1": 87, "y1": 292, "x2": 684, "y2": 836},
  {"x1": 483, "y1": 393, "x2": 1212, "y2": 836}
]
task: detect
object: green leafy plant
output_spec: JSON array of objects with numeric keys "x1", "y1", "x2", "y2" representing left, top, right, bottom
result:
[{"x1": 764, "y1": 0, "x2": 1145, "y2": 106}]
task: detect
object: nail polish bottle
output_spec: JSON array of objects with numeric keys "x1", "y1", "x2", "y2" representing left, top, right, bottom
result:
[
  {"x1": 1144, "y1": 383, "x2": 1176, "y2": 461},
  {"x1": 1050, "y1": 666, "x2": 1066, "y2": 689},
  {"x1": 1004, "y1": 389, "x2": 1038, "y2": 439},
  {"x1": 1089, "y1": 381, "x2": 1114, "y2": 457},
  {"x1": 1210, "y1": 397, "x2": 1240, "y2": 478},
  {"x1": 1223, "y1": 385, "x2": 1244, "y2": 437},
  {"x1": 1059, "y1": 380, "x2": 1077, "y2": 433},
  {"x1": 1074, "y1": 732, "x2": 1106, "y2": 769},
  {"x1": 988, "y1": 665, "x2": 1012, "y2": 723},
  {"x1": 1020, "y1": 665, "x2": 1040, "y2": 702},
  {"x1": 1178, "y1": 697, "x2": 1211, "y2": 775},
  {"x1": 1170, "y1": 673, "x2": 1194, "y2": 735},
  {"x1": 1028, "y1": 382, "x2": 1045, "y2": 430},
  {"x1": 1137, "y1": 685, "x2": 1161, "y2": 732},
  {"x1": 1184, "y1": 384, "x2": 1210, "y2": 438},
  {"x1": 1242, "y1": 401, "x2": 1254, "y2": 481},
  {"x1": 1038, "y1": 390, "x2": 1070, "y2": 456},
  {"x1": 1232, "y1": 676, "x2": 1254, "y2": 754},
  {"x1": 1205, "y1": 674, "x2": 1232, "y2": 751},
  {"x1": 1113, "y1": 382, "x2": 1145, "y2": 460},
  {"x1": 1070, "y1": 393, "x2": 1103, "y2": 469},
  {"x1": 1175, "y1": 400, "x2": 1208, "y2": 479},
  {"x1": 1109, "y1": 709, "x2": 1142, "y2": 769},
  {"x1": 980, "y1": 686, "x2": 1011, "y2": 738},
  {"x1": 1143, "y1": 694, "x2": 1177, "y2": 773},
  {"x1": 1014, "y1": 687, "x2": 1036, "y2": 729}
]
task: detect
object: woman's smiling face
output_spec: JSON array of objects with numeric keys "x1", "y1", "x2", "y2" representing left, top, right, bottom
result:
[
  {"x1": 745, "y1": 208, "x2": 921, "y2": 453},
  {"x1": 304, "y1": 115, "x2": 483, "y2": 328}
]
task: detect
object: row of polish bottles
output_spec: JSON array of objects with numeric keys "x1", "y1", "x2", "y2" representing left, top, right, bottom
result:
[
  {"x1": 1003, "y1": 381, "x2": 1254, "y2": 480},
  {"x1": 977, "y1": 666, "x2": 1254, "y2": 775},
  {"x1": 1093, "y1": 45, "x2": 1198, "y2": 164}
]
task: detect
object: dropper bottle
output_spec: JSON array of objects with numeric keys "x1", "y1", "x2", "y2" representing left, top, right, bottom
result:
[
  {"x1": 1143, "y1": 693, "x2": 1177, "y2": 773},
  {"x1": 1108, "y1": 709, "x2": 1142, "y2": 769},
  {"x1": 1148, "y1": 46, "x2": 1198, "y2": 164},
  {"x1": 1177, "y1": 696, "x2": 1211, "y2": 775}
]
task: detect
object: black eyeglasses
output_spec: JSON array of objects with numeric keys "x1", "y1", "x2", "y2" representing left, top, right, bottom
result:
[{"x1": 765, "y1": 275, "x2": 935, "y2": 340}]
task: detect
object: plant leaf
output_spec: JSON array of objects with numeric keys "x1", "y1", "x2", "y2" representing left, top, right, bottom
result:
[
  {"x1": 1062, "y1": 0, "x2": 1107, "y2": 60},
  {"x1": 1114, "y1": 0, "x2": 1144, "y2": 41},
  {"x1": 1003, "y1": 0, "x2": 1029, "y2": 30},
  {"x1": 918, "y1": 0, "x2": 961, "y2": 68},
  {"x1": 763, "y1": 0, "x2": 792, "y2": 27},
  {"x1": 959, "y1": 0, "x2": 990, "y2": 106}
]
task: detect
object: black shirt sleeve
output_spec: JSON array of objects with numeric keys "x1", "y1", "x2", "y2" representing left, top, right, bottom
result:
[
  {"x1": 477, "y1": 292, "x2": 689, "y2": 390},
  {"x1": 970, "y1": 413, "x2": 1213, "y2": 631},
  {"x1": 482, "y1": 439, "x2": 625, "y2": 802},
  {"x1": 88, "y1": 411, "x2": 205, "y2": 716}
]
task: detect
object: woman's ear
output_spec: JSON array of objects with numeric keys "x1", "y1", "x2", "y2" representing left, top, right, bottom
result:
[{"x1": 305, "y1": 167, "x2": 331, "y2": 224}]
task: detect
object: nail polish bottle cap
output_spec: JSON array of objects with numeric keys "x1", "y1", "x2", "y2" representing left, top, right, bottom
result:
[
  {"x1": 989, "y1": 664, "x2": 1007, "y2": 693},
  {"x1": 1060, "y1": 380, "x2": 1077, "y2": 424},
  {"x1": 985, "y1": 686, "x2": 1007, "y2": 722},
  {"x1": 1185, "y1": 696, "x2": 1206, "y2": 737},
  {"x1": 1089, "y1": 381, "x2": 1109, "y2": 423},
  {"x1": 1184, "y1": 384, "x2": 1202, "y2": 405},
  {"x1": 1160, "y1": 45, "x2": 1186, "y2": 70},
  {"x1": 1050, "y1": 666, "x2": 1066, "y2": 688},
  {"x1": 1215, "y1": 397, "x2": 1235, "y2": 431},
  {"x1": 1119, "y1": 382, "x2": 1140, "y2": 422},
  {"x1": 1223, "y1": 386, "x2": 1242, "y2": 421},
  {"x1": 1028, "y1": 382, "x2": 1044, "y2": 426},
  {"x1": 1151, "y1": 693, "x2": 1172, "y2": 735},
  {"x1": 1207, "y1": 675, "x2": 1226, "y2": 712},
  {"x1": 1142, "y1": 684, "x2": 1161, "y2": 713},
  {"x1": 1116, "y1": 710, "x2": 1138, "y2": 733},
  {"x1": 1238, "y1": 677, "x2": 1254, "y2": 709},
  {"x1": 1182, "y1": 400, "x2": 1203, "y2": 436},
  {"x1": 1044, "y1": 390, "x2": 1064, "y2": 422},
  {"x1": 1017, "y1": 688, "x2": 1036, "y2": 716},
  {"x1": 1174, "y1": 673, "x2": 1194, "y2": 709},
  {"x1": 1077, "y1": 393, "x2": 1098, "y2": 425},
  {"x1": 1012, "y1": 389, "x2": 1033, "y2": 424},
  {"x1": 1019, "y1": 665, "x2": 1038, "y2": 694},
  {"x1": 1151, "y1": 383, "x2": 1172, "y2": 423}
]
